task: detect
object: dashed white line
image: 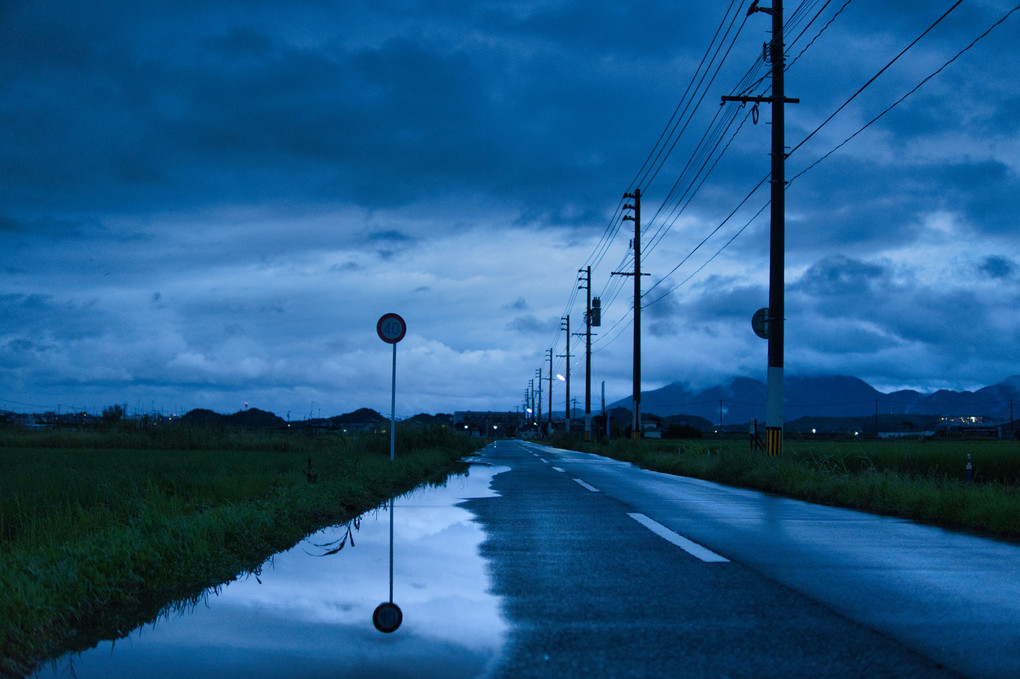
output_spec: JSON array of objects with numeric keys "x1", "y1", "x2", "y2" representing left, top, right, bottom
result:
[
  {"x1": 552, "y1": 466, "x2": 565, "y2": 473},
  {"x1": 627, "y1": 513, "x2": 729, "y2": 563},
  {"x1": 573, "y1": 478, "x2": 600, "y2": 493}
]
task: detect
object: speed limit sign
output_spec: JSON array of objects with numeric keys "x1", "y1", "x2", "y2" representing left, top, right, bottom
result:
[{"x1": 376, "y1": 313, "x2": 406, "y2": 344}]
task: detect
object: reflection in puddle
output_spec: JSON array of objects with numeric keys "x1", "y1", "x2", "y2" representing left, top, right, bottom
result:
[{"x1": 33, "y1": 463, "x2": 509, "y2": 679}]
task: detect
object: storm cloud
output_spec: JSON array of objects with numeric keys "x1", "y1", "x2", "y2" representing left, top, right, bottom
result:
[{"x1": 2, "y1": 1, "x2": 1019, "y2": 416}]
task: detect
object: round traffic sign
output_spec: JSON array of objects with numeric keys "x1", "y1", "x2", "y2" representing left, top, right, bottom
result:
[
  {"x1": 752, "y1": 307, "x2": 769, "y2": 340},
  {"x1": 373, "y1": 602, "x2": 403, "y2": 633},
  {"x1": 376, "y1": 313, "x2": 406, "y2": 344}
]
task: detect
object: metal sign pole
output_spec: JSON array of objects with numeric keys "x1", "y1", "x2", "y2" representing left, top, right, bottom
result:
[
  {"x1": 373, "y1": 312, "x2": 406, "y2": 634},
  {"x1": 390, "y1": 341, "x2": 396, "y2": 461},
  {"x1": 388, "y1": 498, "x2": 394, "y2": 602}
]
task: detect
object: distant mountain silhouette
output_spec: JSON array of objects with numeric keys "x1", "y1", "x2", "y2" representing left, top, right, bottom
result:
[
  {"x1": 178, "y1": 408, "x2": 222, "y2": 426},
  {"x1": 404, "y1": 413, "x2": 454, "y2": 426},
  {"x1": 179, "y1": 407, "x2": 286, "y2": 428},
  {"x1": 326, "y1": 407, "x2": 386, "y2": 426},
  {"x1": 177, "y1": 407, "x2": 453, "y2": 430},
  {"x1": 609, "y1": 375, "x2": 1020, "y2": 424},
  {"x1": 226, "y1": 408, "x2": 287, "y2": 427}
]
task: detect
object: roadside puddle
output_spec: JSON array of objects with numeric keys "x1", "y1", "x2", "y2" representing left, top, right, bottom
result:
[{"x1": 31, "y1": 461, "x2": 509, "y2": 679}]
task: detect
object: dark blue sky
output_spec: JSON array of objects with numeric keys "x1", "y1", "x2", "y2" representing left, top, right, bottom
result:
[{"x1": 2, "y1": 1, "x2": 1018, "y2": 417}]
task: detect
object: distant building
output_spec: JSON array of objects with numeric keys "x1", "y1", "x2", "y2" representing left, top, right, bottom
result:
[{"x1": 935, "y1": 415, "x2": 999, "y2": 439}]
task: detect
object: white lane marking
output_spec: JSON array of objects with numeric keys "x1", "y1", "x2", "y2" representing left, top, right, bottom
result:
[
  {"x1": 573, "y1": 478, "x2": 600, "y2": 493},
  {"x1": 539, "y1": 458, "x2": 549, "y2": 464},
  {"x1": 627, "y1": 513, "x2": 730, "y2": 563},
  {"x1": 552, "y1": 466, "x2": 566, "y2": 473}
]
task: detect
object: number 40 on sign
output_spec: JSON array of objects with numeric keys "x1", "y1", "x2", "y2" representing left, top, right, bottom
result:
[{"x1": 377, "y1": 313, "x2": 406, "y2": 344}]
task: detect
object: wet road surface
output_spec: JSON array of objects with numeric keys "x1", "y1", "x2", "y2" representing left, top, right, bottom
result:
[{"x1": 478, "y1": 440, "x2": 1017, "y2": 678}]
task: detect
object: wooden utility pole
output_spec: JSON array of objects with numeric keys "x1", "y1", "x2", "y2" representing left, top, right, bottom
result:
[
  {"x1": 535, "y1": 368, "x2": 542, "y2": 437},
  {"x1": 578, "y1": 267, "x2": 593, "y2": 440},
  {"x1": 559, "y1": 316, "x2": 571, "y2": 432},
  {"x1": 530, "y1": 375, "x2": 538, "y2": 428},
  {"x1": 722, "y1": 0, "x2": 797, "y2": 456},
  {"x1": 547, "y1": 348, "x2": 553, "y2": 435},
  {"x1": 622, "y1": 190, "x2": 643, "y2": 440}
]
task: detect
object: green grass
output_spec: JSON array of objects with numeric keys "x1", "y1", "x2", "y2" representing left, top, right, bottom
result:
[
  {"x1": 549, "y1": 433, "x2": 1020, "y2": 541},
  {"x1": 0, "y1": 424, "x2": 483, "y2": 677}
]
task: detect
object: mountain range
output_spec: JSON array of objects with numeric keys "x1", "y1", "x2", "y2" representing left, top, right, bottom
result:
[{"x1": 606, "y1": 375, "x2": 1020, "y2": 425}]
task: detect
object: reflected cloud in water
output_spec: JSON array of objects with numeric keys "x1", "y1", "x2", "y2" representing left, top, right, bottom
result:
[{"x1": 33, "y1": 463, "x2": 509, "y2": 679}]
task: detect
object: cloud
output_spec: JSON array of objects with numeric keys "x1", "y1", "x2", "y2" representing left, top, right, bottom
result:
[
  {"x1": 784, "y1": 251, "x2": 1020, "y2": 389},
  {"x1": 979, "y1": 255, "x2": 1016, "y2": 280},
  {"x1": 792, "y1": 256, "x2": 889, "y2": 300},
  {"x1": 506, "y1": 315, "x2": 553, "y2": 335},
  {"x1": 2, "y1": 1, "x2": 1019, "y2": 415}
]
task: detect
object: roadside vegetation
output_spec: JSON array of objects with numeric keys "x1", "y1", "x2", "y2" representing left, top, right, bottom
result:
[
  {"x1": 0, "y1": 421, "x2": 483, "y2": 677},
  {"x1": 549, "y1": 433, "x2": 1020, "y2": 541}
]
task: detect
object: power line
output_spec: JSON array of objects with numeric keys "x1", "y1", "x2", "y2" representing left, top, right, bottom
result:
[
  {"x1": 643, "y1": 198, "x2": 771, "y2": 310},
  {"x1": 542, "y1": 0, "x2": 1008, "y2": 390},
  {"x1": 642, "y1": 171, "x2": 769, "y2": 303},
  {"x1": 627, "y1": 1, "x2": 745, "y2": 193},
  {"x1": 637, "y1": 8, "x2": 751, "y2": 194},
  {"x1": 787, "y1": 0, "x2": 964, "y2": 158},
  {"x1": 639, "y1": 0, "x2": 987, "y2": 311},
  {"x1": 789, "y1": 1, "x2": 1020, "y2": 183},
  {"x1": 786, "y1": 0, "x2": 856, "y2": 70},
  {"x1": 551, "y1": 4, "x2": 763, "y2": 364},
  {"x1": 643, "y1": 103, "x2": 754, "y2": 261}
]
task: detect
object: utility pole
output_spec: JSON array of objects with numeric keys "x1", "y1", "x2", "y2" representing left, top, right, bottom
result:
[
  {"x1": 536, "y1": 368, "x2": 542, "y2": 438},
  {"x1": 547, "y1": 348, "x2": 554, "y2": 435},
  {"x1": 721, "y1": 0, "x2": 797, "y2": 456},
  {"x1": 578, "y1": 267, "x2": 593, "y2": 440},
  {"x1": 559, "y1": 316, "x2": 571, "y2": 432},
  {"x1": 530, "y1": 375, "x2": 538, "y2": 428},
  {"x1": 615, "y1": 189, "x2": 647, "y2": 440}
]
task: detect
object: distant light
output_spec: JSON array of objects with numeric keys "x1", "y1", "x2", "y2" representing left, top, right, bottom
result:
[
  {"x1": 811, "y1": 428, "x2": 816, "y2": 434},
  {"x1": 492, "y1": 425, "x2": 498, "y2": 429}
]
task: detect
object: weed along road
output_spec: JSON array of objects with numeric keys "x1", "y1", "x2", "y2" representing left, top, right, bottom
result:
[{"x1": 466, "y1": 440, "x2": 1019, "y2": 679}]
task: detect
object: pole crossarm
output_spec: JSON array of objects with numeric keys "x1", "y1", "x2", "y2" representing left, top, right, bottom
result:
[{"x1": 721, "y1": 95, "x2": 799, "y2": 104}]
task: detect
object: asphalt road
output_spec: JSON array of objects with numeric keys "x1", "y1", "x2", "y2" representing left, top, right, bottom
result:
[{"x1": 466, "y1": 440, "x2": 1019, "y2": 678}]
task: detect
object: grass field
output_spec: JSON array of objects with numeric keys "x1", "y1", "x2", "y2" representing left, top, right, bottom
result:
[
  {"x1": 549, "y1": 433, "x2": 1020, "y2": 541},
  {"x1": 0, "y1": 423, "x2": 483, "y2": 677}
]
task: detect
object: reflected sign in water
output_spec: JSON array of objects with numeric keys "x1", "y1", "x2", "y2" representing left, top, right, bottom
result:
[{"x1": 33, "y1": 463, "x2": 509, "y2": 679}]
